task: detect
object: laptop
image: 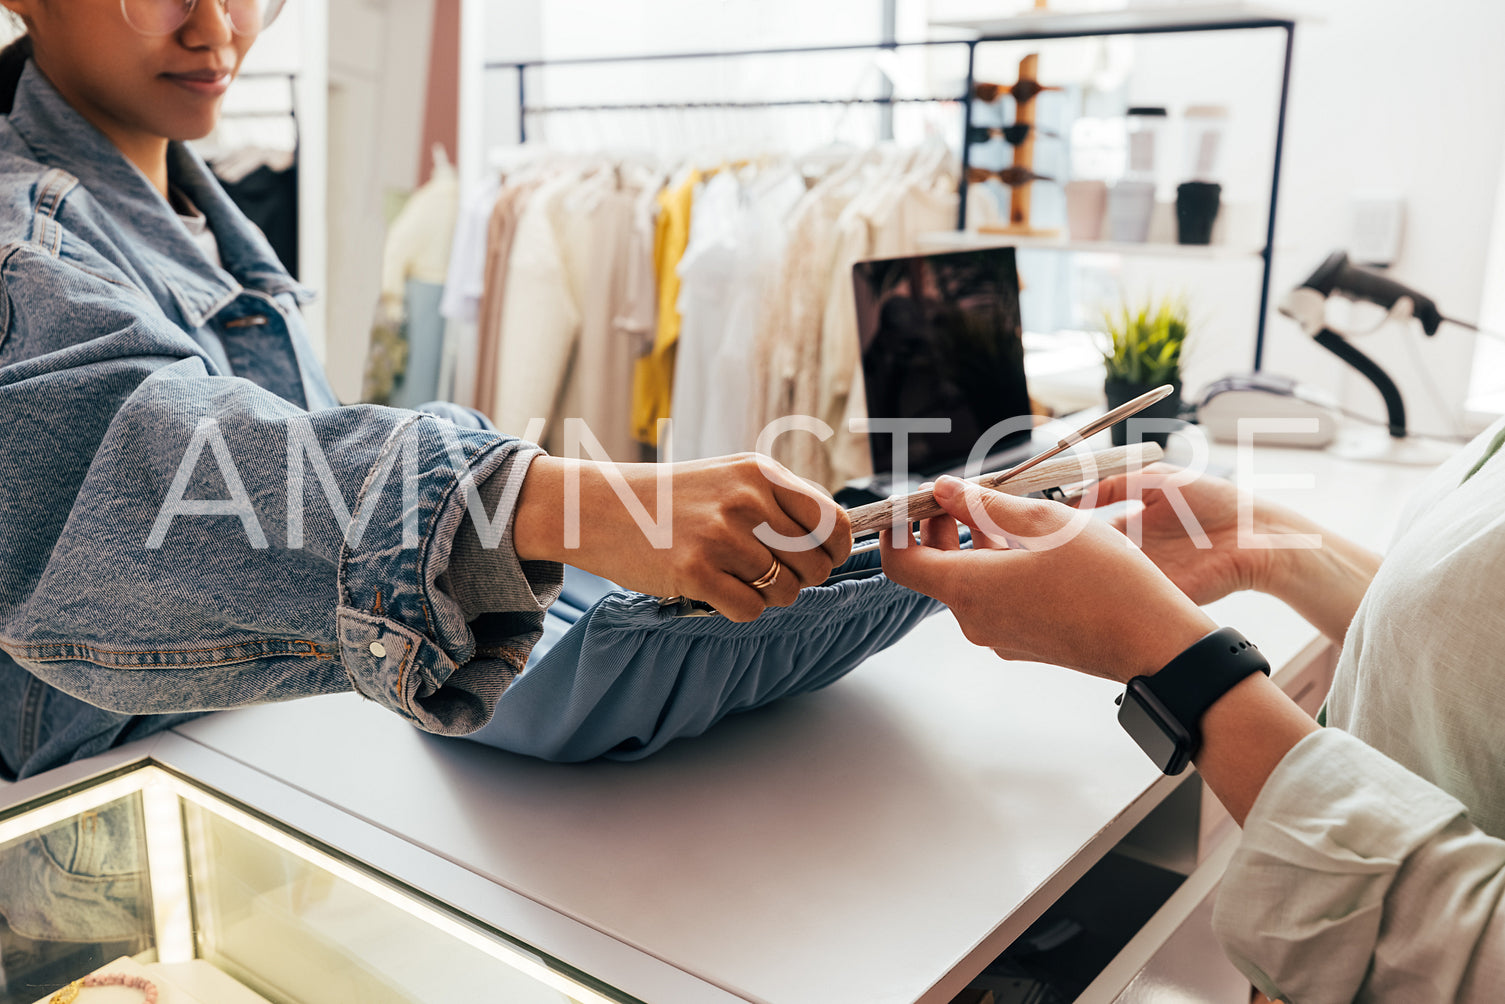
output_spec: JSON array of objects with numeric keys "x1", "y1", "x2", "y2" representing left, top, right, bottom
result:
[{"x1": 849, "y1": 247, "x2": 1040, "y2": 499}]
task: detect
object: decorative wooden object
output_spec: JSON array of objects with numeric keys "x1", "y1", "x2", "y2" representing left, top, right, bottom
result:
[{"x1": 974, "y1": 52, "x2": 1059, "y2": 237}]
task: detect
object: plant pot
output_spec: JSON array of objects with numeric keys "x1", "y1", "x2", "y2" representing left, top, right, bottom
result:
[
  {"x1": 1105, "y1": 377, "x2": 1183, "y2": 448},
  {"x1": 1176, "y1": 181, "x2": 1221, "y2": 245}
]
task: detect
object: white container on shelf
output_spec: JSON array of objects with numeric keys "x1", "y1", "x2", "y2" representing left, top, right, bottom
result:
[
  {"x1": 1066, "y1": 180, "x2": 1110, "y2": 240},
  {"x1": 1182, "y1": 104, "x2": 1229, "y2": 182},
  {"x1": 1124, "y1": 105, "x2": 1166, "y2": 181},
  {"x1": 1066, "y1": 117, "x2": 1122, "y2": 241},
  {"x1": 1108, "y1": 179, "x2": 1157, "y2": 242}
]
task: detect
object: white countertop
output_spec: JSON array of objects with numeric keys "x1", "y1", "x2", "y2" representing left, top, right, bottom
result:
[{"x1": 173, "y1": 442, "x2": 1438, "y2": 1004}]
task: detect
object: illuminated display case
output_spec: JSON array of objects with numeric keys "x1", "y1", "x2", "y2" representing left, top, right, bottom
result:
[{"x1": 0, "y1": 765, "x2": 630, "y2": 1004}]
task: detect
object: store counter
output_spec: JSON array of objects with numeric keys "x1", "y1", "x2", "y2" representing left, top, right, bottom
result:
[{"x1": 0, "y1": 443, "x2": 1437, "y2": 1004}]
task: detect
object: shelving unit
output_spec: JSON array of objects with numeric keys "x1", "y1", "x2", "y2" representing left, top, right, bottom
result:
[
  {"x1": 930, "y1": 3, "x2": 1298, "y2": 39},
  {"x1": 937, "y1": 3, "x2": 1296, "y2": 371},
  {"x1": 917, "y1": 229, "x2": 1267, "y2": 261}
]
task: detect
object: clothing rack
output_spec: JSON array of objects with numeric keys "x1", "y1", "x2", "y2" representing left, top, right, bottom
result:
[
  {"x1": 212, "y1": 71, "x2": 302, "y2": 278},
  {"x1": 518, "y1": 96, "x2": 953, "y2": 114},
  {"x1": 485, "y1": 10, "x2": 1296, "y2": 369},
  {"x1": 223, "y1": 71, "x2": 300, "y2": 147},
  {"x1": 488, "y1": 39, "x2": 963, "y2": 179}
]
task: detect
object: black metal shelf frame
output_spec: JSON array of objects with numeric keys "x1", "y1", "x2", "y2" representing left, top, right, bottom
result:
[{"x1": 485, "y1": 14, "x2": 1296, "y2": 370}]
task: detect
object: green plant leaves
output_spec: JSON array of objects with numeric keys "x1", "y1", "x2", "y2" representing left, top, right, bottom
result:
[{"x1": 1100, "y1": 296, "x2": 1188, "y2": 385}]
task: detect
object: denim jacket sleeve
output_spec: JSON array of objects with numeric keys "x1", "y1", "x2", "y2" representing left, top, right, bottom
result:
[{"x1": 0, "y1": 238, "x2": 562, "y2": 734}]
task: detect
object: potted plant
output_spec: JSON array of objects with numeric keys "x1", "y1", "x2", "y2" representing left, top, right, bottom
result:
[{"x1": 1100, "y1": 295, "x2": 1188, "y2": 447}]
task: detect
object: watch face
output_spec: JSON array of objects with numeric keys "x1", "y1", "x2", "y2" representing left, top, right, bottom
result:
[{"x1": 1118, "y1": 682, "x2": 1193, "y2": 775}]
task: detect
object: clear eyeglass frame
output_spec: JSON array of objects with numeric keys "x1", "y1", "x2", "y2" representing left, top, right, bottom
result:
[{"x1": 119, "y1": 0, "x2": 288, "y2": 38}]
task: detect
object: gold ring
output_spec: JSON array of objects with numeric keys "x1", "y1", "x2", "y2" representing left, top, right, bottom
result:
[{"x1": 747, "y1": 558, "x2": 781, "y2": 591}]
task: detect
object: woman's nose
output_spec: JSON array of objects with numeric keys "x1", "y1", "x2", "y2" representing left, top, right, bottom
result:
[{"x1": 179, "y1": 0, "x2": 237, "y2": 46}]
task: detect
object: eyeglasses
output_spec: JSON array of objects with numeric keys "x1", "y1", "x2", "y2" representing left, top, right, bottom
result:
[
  {"x1": 973, "y1": 80, "x2": 1060, "y2": 105},
  {"x1": 966, "y1": 124, "x2": 1060, "y2": 147},
  {"x1": 120, "y1": 0, "x2": 287, "y2": 37},
  {"x1": 965, "y1": 165, "x2": 1054, "y2": 188}
]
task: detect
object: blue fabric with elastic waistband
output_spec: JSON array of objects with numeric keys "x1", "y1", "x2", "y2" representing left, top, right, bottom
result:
[{"x1": 462, "y1": 552, "x2": 940, "y2": 761}]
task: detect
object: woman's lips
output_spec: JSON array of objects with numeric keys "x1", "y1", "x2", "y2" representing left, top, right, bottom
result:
[{"x1": 161, "y1": 71, "x2": 231, "y2": 96}]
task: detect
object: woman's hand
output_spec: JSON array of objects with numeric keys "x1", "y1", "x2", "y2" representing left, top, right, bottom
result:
[
  {"x1": 880, "y1": 475, "x2": 1214, "y2": 683},
  {"x1": 1086, "y1": 463, "x2": 1273, "y2": 606},
  {"x1": 1089, "y1": 463, "x2": 1378, "y2": 641},
  {"x1": 515, "y1": 453, "x2": 852, "y2": 622}
]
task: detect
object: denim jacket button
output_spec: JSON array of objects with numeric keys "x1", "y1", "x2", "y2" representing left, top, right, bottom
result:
[{"x1": 369, "y1": 642, "x2": 387, "y2": 658}]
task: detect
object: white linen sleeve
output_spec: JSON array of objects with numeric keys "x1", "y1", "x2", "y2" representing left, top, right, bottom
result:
[{"x1": 1214, "y1": 727, "x2": 1505, "y2": 1002}]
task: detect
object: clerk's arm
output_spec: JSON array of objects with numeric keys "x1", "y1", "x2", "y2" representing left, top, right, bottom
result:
[
  {"x1": 882, "y1": 477, "x2": 1505, "y2": 1003},
  {"x1": 1088, "y1": 464, "x2": 1381, "y2": 643},
  {"x1": 1114, "y1": 651, "x2": 1505, "y2": 1004}
]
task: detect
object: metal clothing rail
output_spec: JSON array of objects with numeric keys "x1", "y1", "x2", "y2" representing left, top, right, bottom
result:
[
  {"x1": 520, "y1": 96, "x2": 957, "y2": 114},
  {"x1": 224, "y1": 72, "x2": 300, "y2": 143},
  {"x1": 488, "y1": 38, "x2": 967, "y2": 147},
  {"x1": 487, "y1": 12, "x2": 1296, "y2": 370}
]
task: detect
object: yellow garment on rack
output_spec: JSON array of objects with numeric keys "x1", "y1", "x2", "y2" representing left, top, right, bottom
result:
[{"x1": 631, "y1": 169, "x2": 700, "y2": 446}]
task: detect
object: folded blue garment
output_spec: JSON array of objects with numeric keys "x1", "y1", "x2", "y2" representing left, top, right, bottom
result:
[{"x1": 461, "y1": 550, "x2": 941, "y2": 761}]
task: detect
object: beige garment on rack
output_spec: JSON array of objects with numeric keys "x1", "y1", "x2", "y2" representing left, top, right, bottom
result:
[
  {"x1": 815, "y1": 160, "x2": 912, "y2": 487},
  {"x1": 378, "y1": 157, "x2": 459, "y2": 310},
  {"x1": 612, "y1": 170, "x2": 663, "y2": 415},
  {"x1": 562, "y1": 169, "x2": 642, "y2": 462},
  {"x1": 490, "y1": 171, "x2": 587, "y2": 443},
  {"x1": 472, "y1": 176, "x2": 543, "y2": 421},
  {"x1": 751, "y1": 156, "x2": 871, "y2": 487}
]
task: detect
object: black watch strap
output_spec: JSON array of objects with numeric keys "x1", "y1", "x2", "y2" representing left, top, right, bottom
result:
[{"x1": 1140, "y1": 627, "x2": 1270, "y2": 743}]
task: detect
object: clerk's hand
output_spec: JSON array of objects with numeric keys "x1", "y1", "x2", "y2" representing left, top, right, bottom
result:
[
  {"x1": 1084, "y1": 463, "x2": 1270, "y2": 606},
  {"x1": 516, "y1": 453, "x2": 851, "y2": 622},
  {"x1": 880, "y1": 475, "x2": 1213, "y2": 683},
  {"x1": 1089, "y1": 463, "x2": 1374, "y2": 643}
]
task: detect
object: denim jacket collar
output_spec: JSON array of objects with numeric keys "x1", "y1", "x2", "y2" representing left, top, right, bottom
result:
[{"x1": 8, "y1": 61, "x2": 312, "y2": 326}]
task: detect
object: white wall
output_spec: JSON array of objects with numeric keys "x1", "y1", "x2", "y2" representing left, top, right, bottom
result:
[
  {"x1": 928, "y1": 0, "x2": 1505, "y2": 441},
  {"x1": 1119, "y1": 0, "x2": 1505, "y2": 437},
  {"x1": 1470, "y1": 145, "x2": 1505, "y2": 418},
  {"x1": 323, "y1": 0, "x2": 436, "y2": 402},
  {"x1": 470, "y1": 0, "x2": 1505, "y2": 436},
  {"x1": 477, "y1": 0, "x2": 908, "y2": 158},
  {"x1": 1258, "y1": 0, "x2": 1505, "y2": 439}
]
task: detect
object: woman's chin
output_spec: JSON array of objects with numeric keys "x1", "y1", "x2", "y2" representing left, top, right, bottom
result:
[{"x1": 158, "y1": 112, "x2": 224, "y2": 143}]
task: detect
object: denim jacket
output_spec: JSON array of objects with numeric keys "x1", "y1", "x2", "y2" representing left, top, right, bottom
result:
[{"x1": 0, "y1": 62, "x2": 555, "y2": 779}]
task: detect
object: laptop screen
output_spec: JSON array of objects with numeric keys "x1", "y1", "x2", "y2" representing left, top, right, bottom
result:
[{"x1": 853, "y1": 248, "x2": 1031, "y2": 479}]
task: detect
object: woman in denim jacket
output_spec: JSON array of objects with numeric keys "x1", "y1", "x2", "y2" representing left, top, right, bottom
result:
[{"x1": 0, "y1": 0, "x2": 864, "y2": 781}]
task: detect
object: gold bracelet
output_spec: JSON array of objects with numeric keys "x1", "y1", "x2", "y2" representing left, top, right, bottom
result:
[{"x1": 50, "y1": 972, "x2": 158, "y2": 1003}]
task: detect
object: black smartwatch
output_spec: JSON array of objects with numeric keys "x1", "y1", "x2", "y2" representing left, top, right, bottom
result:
[{"x1": 1116, "y1": 627, "x2": 1270, "y2": 775}]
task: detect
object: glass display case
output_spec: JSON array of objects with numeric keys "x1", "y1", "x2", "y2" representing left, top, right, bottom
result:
[{"x1": 0, "y1": 766, "x2": 632, "y2": 1004}]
